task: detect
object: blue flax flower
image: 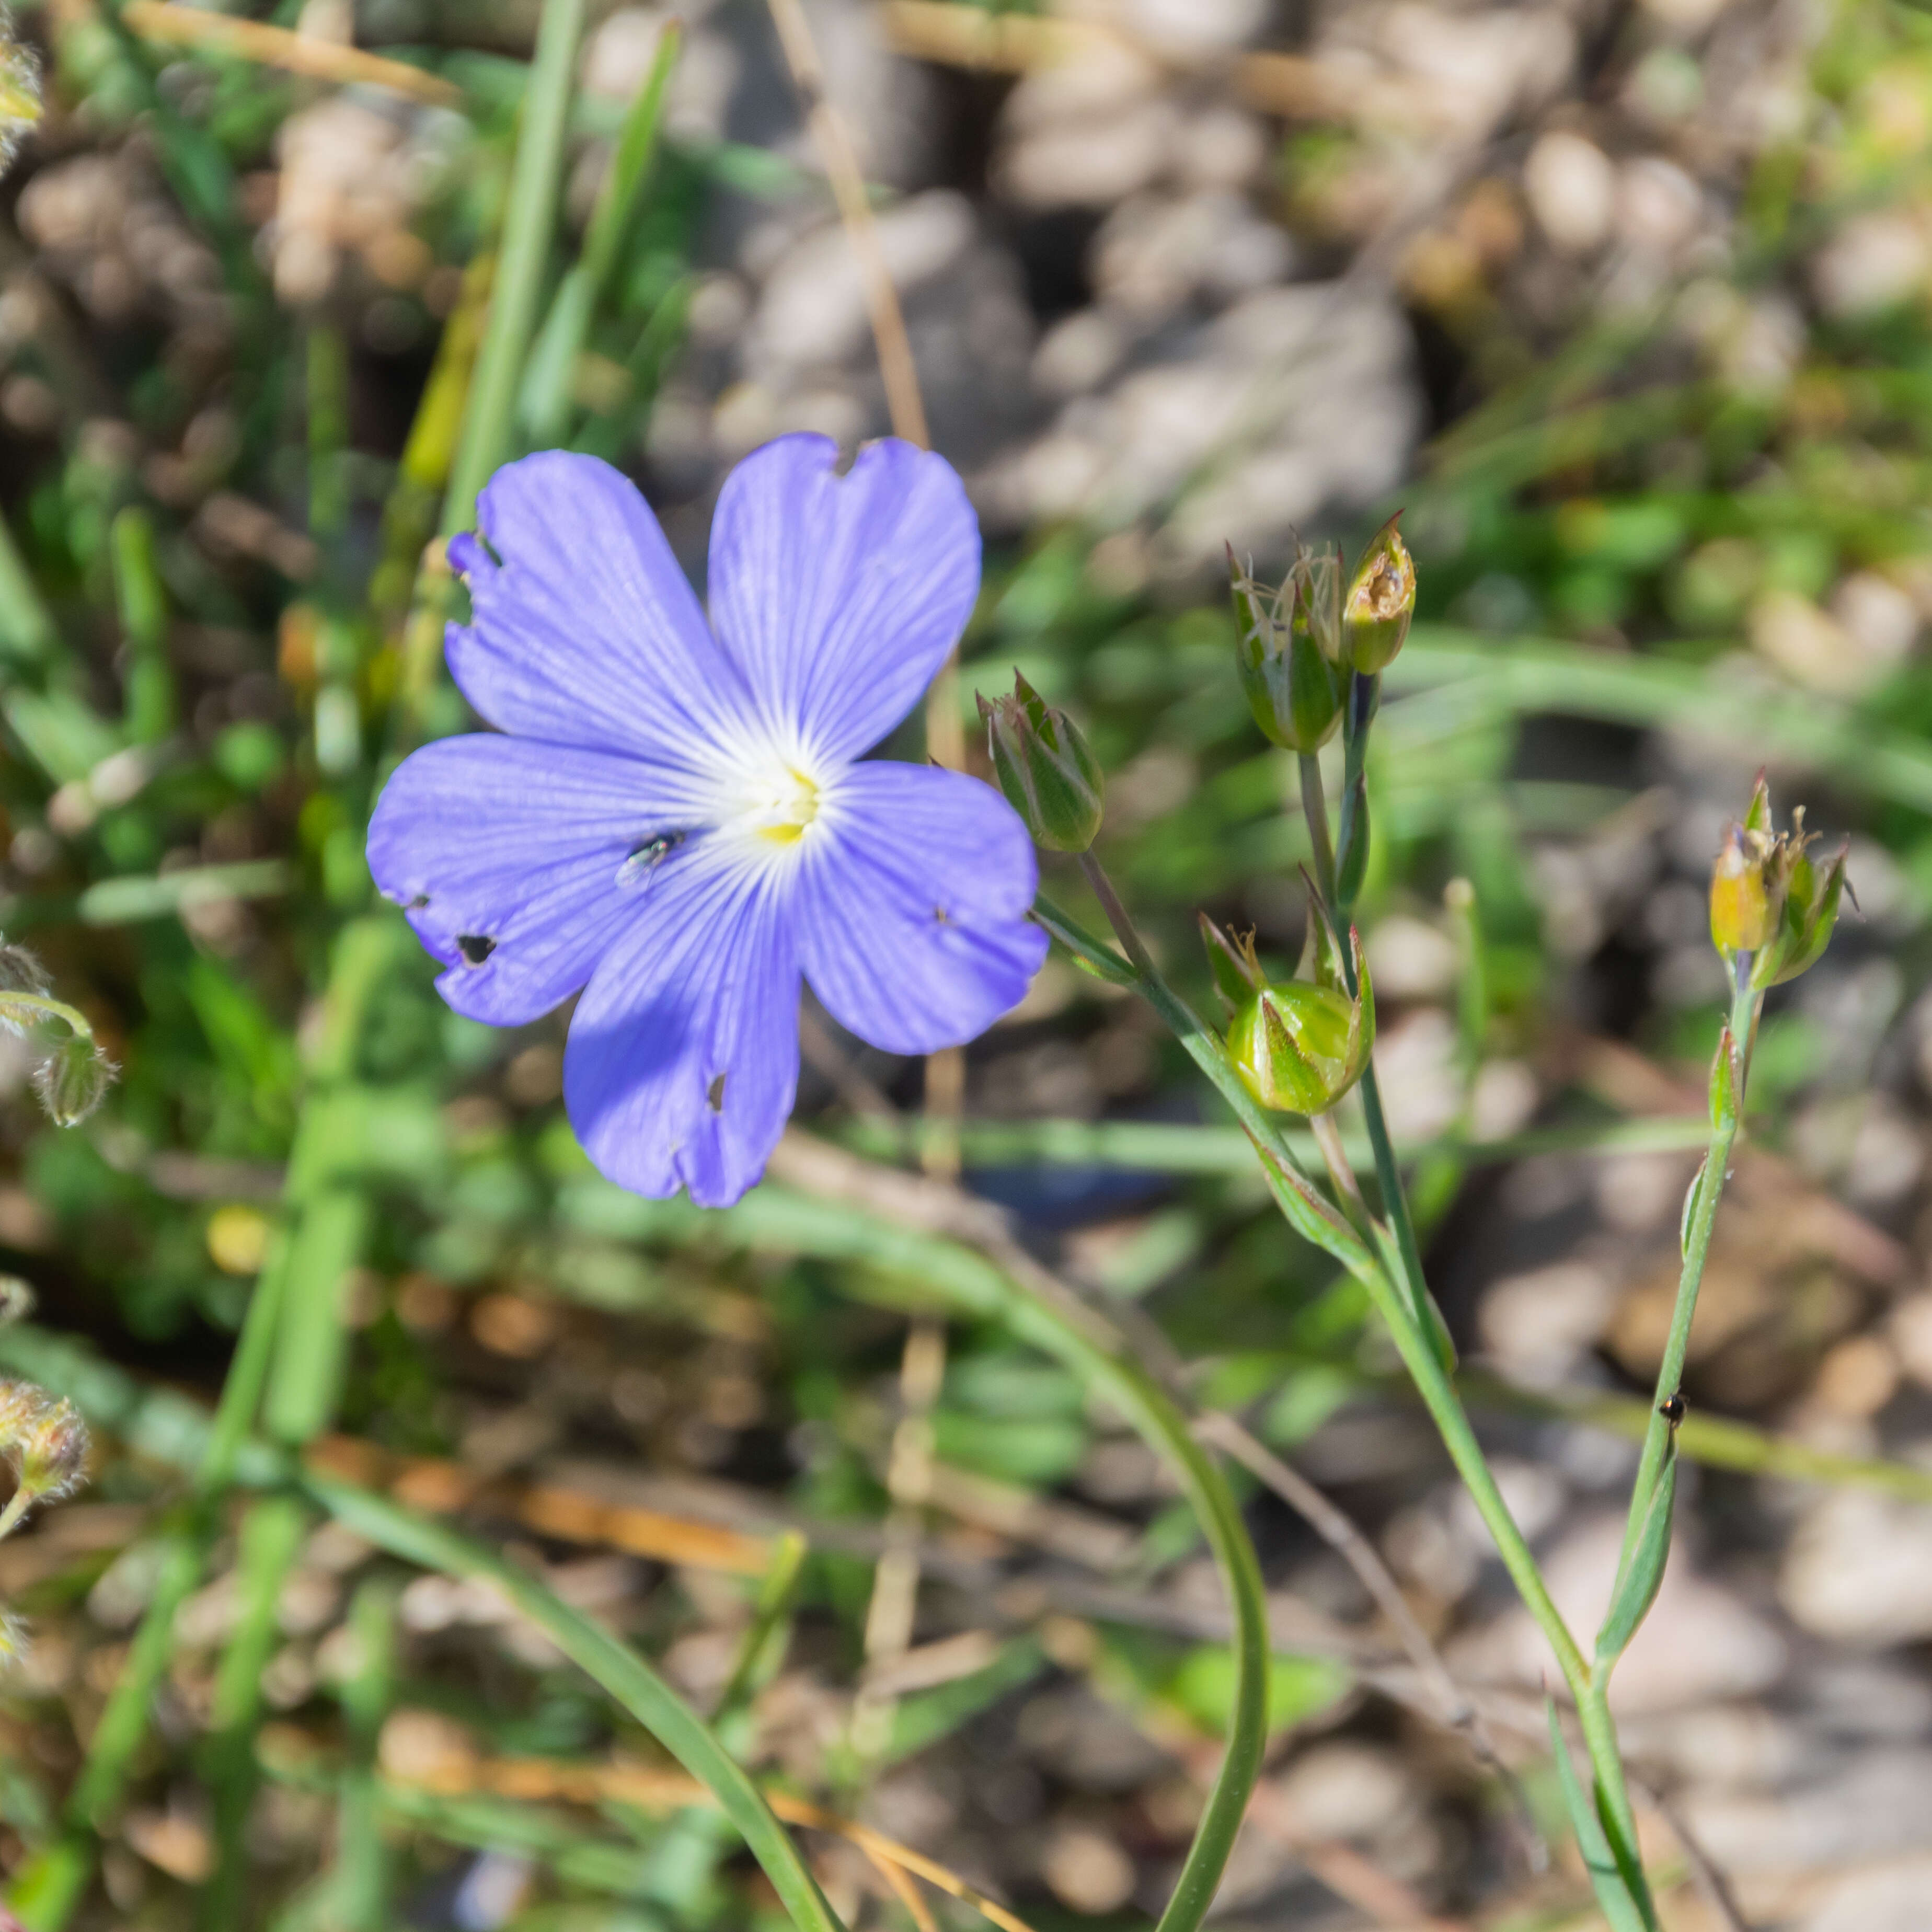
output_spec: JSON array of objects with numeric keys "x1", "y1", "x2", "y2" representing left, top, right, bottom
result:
[{"x1": 369, "y1": 436, "x2": 1046, "y2": 1207}]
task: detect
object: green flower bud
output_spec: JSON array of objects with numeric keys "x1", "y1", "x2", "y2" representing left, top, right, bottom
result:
[
  {"x1": 977, "y1": 672, "x2": 1105, "y2": 853},
  {"x1": 1229, "y1": 547, "x2": 1345, "y2": 753},
  {"x1": 31, "y1": 1032, "x2": 114, "y2": 1128},
  {"x1": 1226, "y1": 900, "x2": 1374, "y2": 1115},
  {"x1": 1342, "y1": 515, "x2": 1416, "y2": 674}
]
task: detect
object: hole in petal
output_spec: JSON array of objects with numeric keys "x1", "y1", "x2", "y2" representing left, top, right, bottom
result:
[
  {"x1": 706, "y1": 1073, "x2": 726, "y2": 1113},
  {"x1": 407, "y1": 894, "x2": 431, "y2": 911},
  {"x1": 455, "y1": 934, "x2": 496, "y2": 965}
]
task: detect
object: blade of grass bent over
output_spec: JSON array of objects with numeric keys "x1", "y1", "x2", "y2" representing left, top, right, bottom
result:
[{"x1": 307, "y1": 1479, "x2": 850, "y2": 1932}]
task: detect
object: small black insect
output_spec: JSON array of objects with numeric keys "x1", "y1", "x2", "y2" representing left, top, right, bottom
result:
[
  {"x1": 455, "y1": 934, "x2": 496, "y2": 966},
  {"x1": 618, "y1": 830, "x2": 687, "y2": 888},
  {"x1": 1659, "y1": 1392, "x2": 1686, "y2": 1426}
]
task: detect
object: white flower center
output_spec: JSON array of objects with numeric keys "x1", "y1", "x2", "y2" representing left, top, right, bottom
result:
[{"x1": 748, "y1": 763, "x2": 821, "y2": 845}]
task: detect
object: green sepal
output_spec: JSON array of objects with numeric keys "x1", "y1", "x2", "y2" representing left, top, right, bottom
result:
[
  {"x1": 1764, "y1": 840, "x2": 1847, "y2": 987},
  {"x1": 1708, "y1": 1025, "x2": 1740, "y2": 1134},
  {"x1": 1200, "y1": 913, "x2": 1264, "y2": 1015},
  {"x1": 1678, "y1": 1154, "x2": 1707, "y2": 1260},
  {"x1": 1296, "y1": 877, "x2": 1348, "y2": 996},
  {"x1": 1545, "y1": 1701, "x2": 1652, "y2": 1932},
  {"x1": 1596, "y1": 1442, "x2": 1676, "y2": 1666}
]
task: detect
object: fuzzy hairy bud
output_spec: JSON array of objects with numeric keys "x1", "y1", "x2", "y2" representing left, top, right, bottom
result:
[{"x1": 31, "y1": 1032, "x2": 115, "y2": 1127}]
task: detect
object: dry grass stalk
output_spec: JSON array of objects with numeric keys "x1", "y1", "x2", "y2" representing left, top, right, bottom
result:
[{"x1": 120, "y1": 0, "x2": 463, "y2": 107}]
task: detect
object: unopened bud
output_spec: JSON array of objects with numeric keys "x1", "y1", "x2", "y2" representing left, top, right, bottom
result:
[
  {"x1": 31, "y1": 1032, "x2": 114, "y2": 1127},
  {"x1": 1342, "y1": 516, "x2": 1416, "y2": 674},
  {"x1": 1226, "y1": 899, "x2": 1374, "y2": 1115},
  {"x1": 1229, "y1": 548, "x2": 1344, "y2": 753},
  {"x1": 977, "y1": 672, "x2": 1105, "y2": 853}
]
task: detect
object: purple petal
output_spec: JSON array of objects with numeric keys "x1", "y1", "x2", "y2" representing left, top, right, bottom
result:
[
  {"x1": 706, "y1": 435, "x2": 981, "y2": 765},
  {"x1": 447, "y1": 452, "x2": 751, "y2": 768},
  {"x1": 798, "y1": 764, "x2": 1045, "y2": 1056},
  {"x1": 369, "y1": 734, "x2": 705, "y2": 1026},
  {"x1": 563, "y1": 844, "x2": 800, "y2": 1208}
]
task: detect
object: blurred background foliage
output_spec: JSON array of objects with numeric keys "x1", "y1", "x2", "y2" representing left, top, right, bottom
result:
[{"x1": 4, "y1": 0, "x2": 1932, "y2": 1925}]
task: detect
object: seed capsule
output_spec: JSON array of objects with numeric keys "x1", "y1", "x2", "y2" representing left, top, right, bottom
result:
[{"x1": 1341, "y1": 516, "x2": 1416, "y2": 675}]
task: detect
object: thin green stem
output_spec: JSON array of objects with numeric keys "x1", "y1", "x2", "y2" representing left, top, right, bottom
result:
[
  {"x1": 1033, "y1": 892, "x2": 1590, "y2": 1697},
  {"x1": 1297, "y1": 751, "x2": 1335, "y2": 903},
  {"x1": 0, "y1": 991, "x2": 96, "y2": 1043},
  {"x1": 334, "y1": 1579, "x2": 398, "y2": 1932},
  {"x1": 773, "y1": 1131, "x2": 1269, "y2": 1932},
  {"x1": 0, "y1": 1486, "x2": 33, "y2": 1544},
  {"x1": 1308, "y1": 1108, "x2": 1373, "y2": 1240},
  {"x1": 1292, "y1": 739, "x2": 1444, "y2": 1356},
  {"x1": 1614, "y1": 969, "x2": 1759, "y2": 1589},
  {"x1": 1076, "y1": 849, "x2": 1159, "y2": 979},
  {"x1": 198, "y1": 1493, "x2": 307, "y2": 1932}
]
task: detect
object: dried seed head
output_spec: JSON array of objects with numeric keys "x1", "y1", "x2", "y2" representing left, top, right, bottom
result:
[
  {"x1": 1, "y1": 1387, "x2": 88, "y2": 1507},
  {"x1": 1341, "y1": 516, "x2": 1416, "y2": 674},
  {"x1": 0, "y1": 10, "x2": 40, "y2": 177},
  {"x1": 1230, "y1": 545, "x2": 1346, "y2": 753}
]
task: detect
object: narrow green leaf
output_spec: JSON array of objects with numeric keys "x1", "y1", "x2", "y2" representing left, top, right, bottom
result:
[
  {"x1": 1032, "y1": 891, "x2": 1138, "y2": 986},
  {"x1": 1596, "y1": 1444, "x2": 1676, "y2": 1665},
  {"x1": 305, "y1": 1478, "x2": 848, "y2": 1932},
  {"x1": 520, "y1": 19, "x2": 681, "y2": 445},
  {"x1": 445, "y1": 0, "x2": 591, "y2": 532},
  {"x1": 1545, "y1": 1700, "x2": 1649, "y2": 1932}
]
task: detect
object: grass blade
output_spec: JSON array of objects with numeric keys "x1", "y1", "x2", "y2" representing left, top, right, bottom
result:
[{"x1": 304, "y1": 1477, "x2": 850, "y2": 1932}]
